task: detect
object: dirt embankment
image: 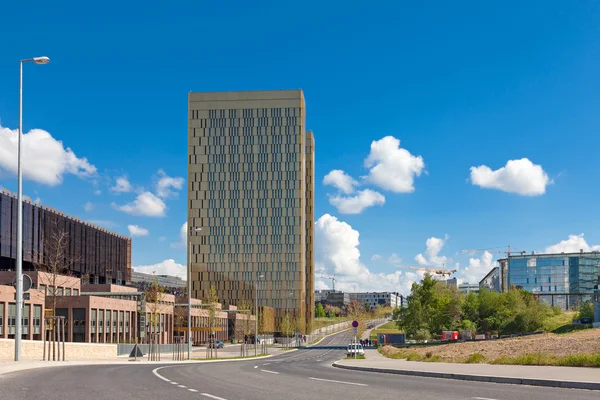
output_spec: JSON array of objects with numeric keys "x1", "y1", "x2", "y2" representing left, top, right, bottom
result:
[{"x1": 382, "y1": 329, "x2": 600, "y2": 362}]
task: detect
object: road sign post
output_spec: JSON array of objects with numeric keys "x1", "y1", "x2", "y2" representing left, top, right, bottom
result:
[{"x1": 352, "y1": 320, "x2": 359, "y2": 359}]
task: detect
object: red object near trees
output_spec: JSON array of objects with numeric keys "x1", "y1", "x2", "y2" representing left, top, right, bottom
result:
[{"x1": 441, "y1": 331, "x2": 459, "y2": 341}]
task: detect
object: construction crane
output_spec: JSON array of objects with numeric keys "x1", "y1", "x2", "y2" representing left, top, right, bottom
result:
[
  {"x1": 318, "y1": 274, "x2": 337, "y2": 292},
  {"x1": 409, "y1": 266, "x2": 457, "y2": 277},
  {"x1": 461, "y1": 245, "x2": 526, "y2": 258},
  {"x1": 461, "y1": 245, "x2": 526, "y2": 292}
]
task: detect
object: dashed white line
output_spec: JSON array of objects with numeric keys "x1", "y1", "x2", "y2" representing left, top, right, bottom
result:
[
  {"x1": 151, "y1": 366, "x2": 171, "y2": 382},
  {"x1": 201, "y1": 393, "x2": 228, "y2": 400},
  {"x1": 472, "y1": 398, "x2": 497, "y2": 400},
  {"x1": 262, "y1": 362, "x2": 271, "y2": 365},
  {"x1": 253, "y1": 365, "x2": 258, "y2": 369},
  {"x1": 170, "y1": 382, "x2": 178, "y2": 385},
  {"x1": 178, "y1": 385, "x2": 187, "y2": 388},
  {"x1": 188, "y1": 389, "x2": 199, "y2": 393},
  {"x1": 261, "y1": 369, "x2": 280, "y2": 374},
  {"x1": 308, "y1": 377, "x2": 368, "y2": 386}
]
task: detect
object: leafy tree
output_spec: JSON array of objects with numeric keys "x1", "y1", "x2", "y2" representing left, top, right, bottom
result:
[
  {"x1": 577, "y1": 301, "x2": 595, "y2": 320},
  {"x1": 315, "y1": 303, "x2": 326, "y2": 318}
]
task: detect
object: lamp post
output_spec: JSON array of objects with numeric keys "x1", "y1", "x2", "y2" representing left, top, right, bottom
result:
[
  {"x1": 286, "y1": 291, "x2": 292, "y2": 348},
  {"x1": 254, "y1": 273, "x2": 264, "y2": 356},
  {"x1": 188, "y1": 226, "x2": 202, "y2": 360},
  {"x1": 15, "y1": 56, "x2": 50, "y2": 362}
]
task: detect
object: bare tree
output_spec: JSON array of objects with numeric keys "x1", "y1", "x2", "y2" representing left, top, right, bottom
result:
[
  {"x1": 205, "y1": 285, "x2": 219, "y2": 359},
  {"x1": 145, "y1": 273, "x2": 165, "y2": 361},
  {"x1": 238, "y1": 299, "x2": 253, "y2": 356},
  {"x1": 32, "y1": 220, "x2": 79, "y2": 316},
  {"x1": 278, "y1": 312, "x2": 293, "y2": 348}
]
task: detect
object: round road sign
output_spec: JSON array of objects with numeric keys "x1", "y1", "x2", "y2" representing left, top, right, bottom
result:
[
  {"x1": 352, "y1": 320, "x2": 359, "y2": 328},
  {"x1": 13, "y1": 274, "x2": 33, "y2": 292}
]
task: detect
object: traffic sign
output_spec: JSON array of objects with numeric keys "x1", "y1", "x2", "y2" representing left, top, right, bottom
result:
[
  {"x1": 352, "y1": 327, "x2": 358, "y2": 335},
  {"x1": 13, "y1": 274, "x2": 33, "y2": 292},
  {"x1": 352, "y1": 320, "x2": 359, "y2": 328}
]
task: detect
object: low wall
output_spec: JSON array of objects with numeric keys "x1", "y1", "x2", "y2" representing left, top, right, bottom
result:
[
  {"x1": 311, "y1": 321, "x2": 351, "y2": 335},
  {"x1": 0, "y1": 339, "x2": 117, "y2": 360}
]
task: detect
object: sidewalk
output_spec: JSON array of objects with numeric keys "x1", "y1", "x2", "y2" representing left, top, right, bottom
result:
[{"x1": 334, "y1": 349, "x2": 600, "y2": 390}]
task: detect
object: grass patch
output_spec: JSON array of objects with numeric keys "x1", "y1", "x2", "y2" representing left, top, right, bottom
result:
[
  {"x1": 466, "y1": 353, "x2": 486, "y2": 364},
  {"x1": 346, "y1": 354, "x2": 366, "y2": 359},
  {"x1": 541, "y1": 311, "x2": 576, "y2": 332},
  {"x1": 309, "y1": 337, "x2": 324, "y2": 345},
  {"x1": 406, "y1": 353, "x2": 422, "y2": 361},
  {"x1": 370, "y1": 321, "x2": 404, "y2": 340},
  {"x1": 492, "y1": 353, "x2": 600, "y2": 367}
]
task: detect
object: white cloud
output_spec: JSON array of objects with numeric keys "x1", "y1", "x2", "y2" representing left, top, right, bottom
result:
[
  {"x1": 111, "y1": 176, "x2": 133, "y2": 193},
  {"x1": 415, "y1": 235, "x2": 448, "y2": 267},
  {"x1": 155, "y1": 169, "x2": 185, "y2": 199},
  {"x1": 315, "y1": 214, "x2": 416, "y2": 295},
  {"x1": 323, "y1": 170, "x2": 358, "y2": 194},
  {"x1": 371, "y1": 254, "x2": 382, "y2": 261},
  {"x1": 83, "y1": 202, "x2": 94, "y2": 212},
  {"x1": 112, "y1": 192, "x2": 166, "y2": 217},
  {"x1": 158, "y1": 236, "x2": 167, "y2": 242},
  {"x1": 470, "y1": 158, "x2": 551, "y2": 196},
  {"x1": 363, "y1": 136, "x2": 425, "y2": 193},
  {"x1": 0, "y1": 123, "x2": 97, "y2": 186},
  {"x1": 133, "y1": 259, "x2": 186, "y2": 280},
  {"x1": 328, "y1": 189, "x2": 385, "y2": 214},
  {"x1": 94, "y1": 189, "x2": 102, "y2": 195},
  {"x1": 128, "y1": 224, "x2": 149, "y2": 237},
  {"x1": 544, "y1": 234, "x2": 600, "y2": 254},
  {"x1": 461, "y1": 251, "x2": 496, "y2": 284},
  {"x1": 388, "y1": 253, "x2": 402, "y2": 266},
  {"x1": 170, "y1": 221, "x2": 188, "y2": 249},
  {"x1": 89, "y1": 220, "x2": 119, "y2": 228}
]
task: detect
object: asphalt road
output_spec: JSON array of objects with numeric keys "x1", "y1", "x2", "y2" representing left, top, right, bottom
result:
[{"x1": 1, "y1": 330, "x2": 598, "y2": 400}]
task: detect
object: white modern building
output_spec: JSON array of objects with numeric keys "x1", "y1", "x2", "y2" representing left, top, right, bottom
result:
[
  {"x1": 458, "y1": 283, "x2": 480, "y2": 294},
  {"x1": 351, "y1": 292, "x2": 403, "y2": 309}
]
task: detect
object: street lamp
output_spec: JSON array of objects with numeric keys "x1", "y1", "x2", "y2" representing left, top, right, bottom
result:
[
  {"x1": 15, "y1": 56, "x2": 50, "y2": 362},
  {"x1": 255, "y1": 273, "x2": 264, "y2": 356},
  {"x1": 188, "y1": 226, "x2": 202, "y2": 360},
  {"x1": 286, "y1": 291, "x2": 292, "y2": 348}
]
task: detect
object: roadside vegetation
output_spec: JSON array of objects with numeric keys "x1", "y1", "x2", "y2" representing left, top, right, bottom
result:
[{"x1": 394, "y1": 275, "x2": 596, "y2": 340}]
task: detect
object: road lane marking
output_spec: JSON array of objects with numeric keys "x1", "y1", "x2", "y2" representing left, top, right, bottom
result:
[
  {"x1": 472, "y1": 398, "x2": 497, "y2": 400},
  {"x1": 170, "y1": 382, "x2": 178, "y2": 385},
  {"x1": 201, "y1": 393, "x2": 228, "y2": 400},
  {"x1": 178, "y1": 385, "x2": 187, "y2": 388},
  {"x1": 152, "y1": 367, "x2": 172, "y2": 382},
  {"x1": 188, "y1": 389, "x2": 199, "y2": 392},
  {"x1": 308, "y1": 377, "x2": 368, "y2": 387},
  {"x1": 316, "y1": 359, "x2": 322, "y2": 361},
  {"x1": 262, "y1": 362, "x2": 271, "y2": 365},
  {"x1": 261, "y1": 369, "x2": 280, "y2": 374},
  {"x1": 254, "y1": 366, "x2": 258, "y2": 369}
]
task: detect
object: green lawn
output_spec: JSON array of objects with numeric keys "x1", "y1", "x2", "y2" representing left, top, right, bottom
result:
[{"x1": 370, "y1": 321, "x2": 403, "y2": 339}]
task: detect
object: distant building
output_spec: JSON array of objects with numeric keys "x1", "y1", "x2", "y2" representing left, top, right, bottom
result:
[
  {"x1": 131, "y1": 271, "x2": 185, "y2": 288},
  {"x1": 479, "y1": 267, "x2": 501, "y2": 292},
  {"x1": 314, "y1": 290, "x2": 349, "y2": 309},
  {"x1": 499, "y1": 250, "x2": 600, "y2": 309},
  {"x1": 458, "y1": 283, "x2": 479, "y2": 294},
  {"x1": 446, "y1": 277, "x2": 458, "y2": 289},
  {"x1": 351, "y1": 292, "x2": 403, "y2": 309},
  {"x1": 0, "y1": 189, "x2": 131, "y2": 284}
]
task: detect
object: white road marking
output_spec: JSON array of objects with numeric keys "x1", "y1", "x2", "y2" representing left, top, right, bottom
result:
[
  {"x1": 308, "y1": 377, "x2": 368, "y2": 387},
  {"x1": 188, "y1": 389, "x2": 199, "y2": 393},
  {"x1": 262, "y1": 362, "x2": 271, "y2": 365},
  {"x1": 261, "y1": 369, "x2": 280, "y2": 374},
  {"x1": 170, "y1": 382, "x2": 178, "y2": 385},
  {"x1": 201, "y1": 393, "x2": 228, "y2": 400},
  {"x1": 152, "y1": 367, "x2": 172, "y2": 382},
  {"x1": 178, "y1": 385, "x2": 187, "y2": 388},
  {"x1": 316, "y1": 359, "x2": 322, "y2": 362},
  {"x1": 253, "y1": 366, "x2": 258, "y2": 369},
  {"x1": 472, "y1": 398, "x2": 497, "y2": 400}
]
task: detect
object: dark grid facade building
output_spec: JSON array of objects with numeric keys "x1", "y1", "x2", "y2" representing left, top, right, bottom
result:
[
  {"x1": 0, "y1": 190, "x2": 132, "y2": 283},
  {"x1": 187, "y1": 90, "x2": 315, "y2": 331}
]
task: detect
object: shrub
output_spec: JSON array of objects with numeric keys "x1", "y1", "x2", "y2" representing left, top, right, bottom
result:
[
  {"x1": 406, "y1": 353, "x2": 422, "y2": 361},
  {"x1": 466, "y1": 353, "x2": 486, "y2": 364}
]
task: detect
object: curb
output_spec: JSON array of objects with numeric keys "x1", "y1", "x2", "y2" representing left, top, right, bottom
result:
[{"x1": 331, "y1": 362, "x2": 600, "y2": 391}]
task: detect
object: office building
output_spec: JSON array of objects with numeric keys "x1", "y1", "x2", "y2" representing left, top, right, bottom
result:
[
  {"x1": 458, "y1": 283, "x2": 480, "y2": 294},
  {"x1": 314, "y1": 290, "x2": 350, "y2": 309},
  {"x1": 187, "y1": 90, "x2": 315, "y2": 331},
  {"x1": 499, "y1": 250, "x2": 600, "y2": 309},
  {"x1": 445, "y1": 277, "x2": 458, "y2": 289},
  {"x1": 479, "y1": 267, "x2": 501, "y2": 292},
  {"x1": 0, "y1": 189, "x2": 132, "y2": 284},
  {"x1": 131, "y1": 271, "x2": 186, "y2": 288},
  {"x1": 351, "y1": 292, "x2": 404, "y2": 309}
]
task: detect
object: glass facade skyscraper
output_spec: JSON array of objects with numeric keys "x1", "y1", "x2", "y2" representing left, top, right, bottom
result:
[
  {"x1": 187, "y1": 90, "x2": 315, "y2": 331},
  {"x1": 505, "y1": 252, "x2": 600, "y2": 309}
]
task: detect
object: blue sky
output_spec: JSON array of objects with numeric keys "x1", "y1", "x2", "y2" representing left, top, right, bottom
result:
[{"x1": 1, "y1": 1, "x2": 600, "y2": 293}]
